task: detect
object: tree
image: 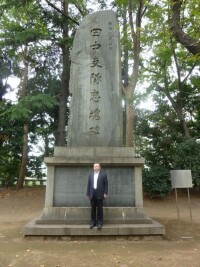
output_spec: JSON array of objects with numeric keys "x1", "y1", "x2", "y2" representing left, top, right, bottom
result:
[
  {"x1": 44, "y1": 0, "x2": 87, "y2": 146},
  {"x1": 133, "y1": 0, "x2": 200, "y2": 194},
  {"x1": 0, "y1": 0, "x2": 58, "y2": 188},
  {"x1": 0, "y1": 51, "x2": 22, "y2": 186},
  {"x1": 55, "y1": 0, "x2": 70, "y2": 146},
  {"x1": 17, "y1": 45, "x2": 29, "y2": 189},
  {"x1": 141, "y1": 0, "x2": 199, "y2": 139},
  {"x1": 114, "y1": 0, "x2": 146, "y2": 147}
]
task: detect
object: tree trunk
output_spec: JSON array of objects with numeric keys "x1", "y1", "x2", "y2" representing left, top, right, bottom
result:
[
  {"x1": 163, "y1": 87, "x2": 190, "y2": 139},
  {"x1": 17, "y1": 123, "x2": 29, "y2": 189},
  {"x1": 55, "y1": 0, "x2": 70, "y2": 146},
  {"x1": 175, "y1": 101, "x2": 190, "y2": 138},
  {"x1": 122, "y1": 0, "x2": 143, "y2": 147},
  {"x1": 172, "y1": 49, "x2": 190, "y2": 138},
  {"x1": 125, "y1": 89, "x2": 135, "y2": 147},
  {"x1": 180, "y1": 118, "x2": 190, "y2": 138},
  {"x1": 16, "y1": 47, "x2": 29, "y2": 189}
]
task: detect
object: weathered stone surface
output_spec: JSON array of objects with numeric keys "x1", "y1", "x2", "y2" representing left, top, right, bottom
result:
[
  {"x1": 35, "y1": 207, "x2": 152, "y2": 225},
  {"x1": 67, "y1": 10, "x2": 123, "y2": 147},
  {"x1": 43, "y1": 147, "x2": 144, "y2": 208},
  {"x1": 24, "y1": 220, "x2": 165, "y2": 236},
  {"x1": 53, "y1": 166, "x2": 134, "y2": 207}
]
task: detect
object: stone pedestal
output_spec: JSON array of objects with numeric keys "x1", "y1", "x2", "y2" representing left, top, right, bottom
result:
[{"x1": 24, "y1": 147, "x2": 165, "y2": 237}]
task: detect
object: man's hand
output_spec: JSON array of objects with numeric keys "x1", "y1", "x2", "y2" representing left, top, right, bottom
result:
[{"x1": 104, "y1": 194, "x2": 107, "y2": 199}]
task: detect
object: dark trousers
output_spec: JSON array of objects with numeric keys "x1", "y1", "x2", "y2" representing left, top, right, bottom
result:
[{"x1": 90, "y1": 189, "x2": 103, "y2": 226}]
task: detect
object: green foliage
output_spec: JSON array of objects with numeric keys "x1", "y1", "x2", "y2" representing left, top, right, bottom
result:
[
  {"x1": 0, "y1": 50, "x2": 11, "y2": 100},
  {"x1": 143, "y1": 166, "x2": 171, "y2": 198},
  {"x1": 27, "y1": 156, "x2": 45, "y2": 179},
  {"x1": 135, "y1": 106, "x2": 183, "y2": 167},
  {"x1": 0, "y1": 101, "x2": 22, "y2": 187},
  {"x1": 0, "y1": 152, "x2": 20, "y2": 187},
  {"x1": 0, "y1": 1, "x2": 49, "y2": 48},
  {"x1": 172, "y1": 138, "x2": 200, "y2": 187},
  {"x1": 0, "y1": 94, "x2": 58, "y2": 122}
]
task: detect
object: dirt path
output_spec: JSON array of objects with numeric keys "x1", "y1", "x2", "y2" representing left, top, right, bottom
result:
[{"x1": 0, "y1": 186, "x2": 200, "y2": 267}]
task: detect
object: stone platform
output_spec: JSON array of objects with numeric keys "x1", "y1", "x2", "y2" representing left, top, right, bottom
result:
[
  {"x1": 24, "y1": 221, "x2": 165, "y2": 237},
  {"x1": 24, "y1": 147, "x2": 165, "y2": 237},
  {"x1": 24, "y1": 206, "x2": 165, "y2": 237}
]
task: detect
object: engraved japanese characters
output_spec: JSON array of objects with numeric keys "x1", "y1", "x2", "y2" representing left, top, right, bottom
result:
[{"x1": 68, "y1": 11, "x2": 123, "y2": 147}]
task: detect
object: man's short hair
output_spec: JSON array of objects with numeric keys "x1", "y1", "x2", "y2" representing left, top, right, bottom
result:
[{"x1": 93, "y1": 162, "x2": 101, "y2": 166}]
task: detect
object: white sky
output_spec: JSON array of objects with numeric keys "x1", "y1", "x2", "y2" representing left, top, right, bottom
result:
[{"x1": 4, "y1": 76, "x2": 20, "y2": 103}]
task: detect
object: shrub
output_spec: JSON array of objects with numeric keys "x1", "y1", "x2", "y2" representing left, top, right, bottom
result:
[
  {"x1": 143, "y1": 166, "x2": 171, "y2": 198},
  {"x1": 0, "y1": 175, "x2": 16, "y2": 187},
  {"x1": 172, "y1": 138, "x2": 200, "y2": 188}
]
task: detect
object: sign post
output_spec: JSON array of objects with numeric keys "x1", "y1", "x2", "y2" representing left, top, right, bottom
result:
[{"x1": 170, "y1": 170, "x2": 194, "y2": 240}]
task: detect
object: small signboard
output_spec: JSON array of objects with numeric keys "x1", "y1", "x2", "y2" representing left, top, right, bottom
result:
[{"x1": 170, "y1": 170, "x2": 193, "y2": 189}]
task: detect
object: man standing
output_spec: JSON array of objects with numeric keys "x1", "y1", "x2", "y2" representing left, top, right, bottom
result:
[{"x1": 87, "y1": 163, "x2": 108, "y2": 230}]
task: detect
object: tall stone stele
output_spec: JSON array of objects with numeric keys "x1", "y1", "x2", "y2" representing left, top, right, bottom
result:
[
  {"x1": 67, "y1": 10, "x2": 123, "y2": 147},
  {"x1": 24, "y1": 10, "x2": 165, "y2": 237}
]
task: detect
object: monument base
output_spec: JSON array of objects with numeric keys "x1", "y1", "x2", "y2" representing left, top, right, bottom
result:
[
  {"x1": 24, "y1": 147, "x2": 165, "y2": 237},
  {"x1": 24, "y1": 220, "x2": 165, "y2": 237}
]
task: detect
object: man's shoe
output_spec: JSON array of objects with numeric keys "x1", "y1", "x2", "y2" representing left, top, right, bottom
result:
[
  {"x1": 89, "y1": 224, "x2": 95, "y2": 229},
  {"x1": 97, "y1": 224, "x2": 102, "y2": 230}
]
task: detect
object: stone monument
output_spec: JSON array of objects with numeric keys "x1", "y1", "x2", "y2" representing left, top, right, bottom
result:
[
  {"x1": 24, "y1": 10, "x2": 165, "y2": 237},
  {"x1": 67, "y1": 10, "x2": 123, "y2": 147}
]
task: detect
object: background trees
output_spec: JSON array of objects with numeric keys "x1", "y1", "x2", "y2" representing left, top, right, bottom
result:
[
  {"x1": 134, "y1": 0, "x2": 200, "y2": 195},
  {"x1": 0, "y1": 0, "x2": 199, "y2": 193}
]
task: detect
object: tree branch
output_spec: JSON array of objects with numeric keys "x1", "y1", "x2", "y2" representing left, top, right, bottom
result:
[
  {"x1": 182, "y1": 63, "x2": 196, "y2": 84},
  {"x1": 171, "y1": 0, "x2": 200, "y2": 55},
  {"x1": 128, "y1": 0, "x2": 143, "y2": 90},
  {"x1": 45, "y1": 0, "x2": 79, "y2": 25}
]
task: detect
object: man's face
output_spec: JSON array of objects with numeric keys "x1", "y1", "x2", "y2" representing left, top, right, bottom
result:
[{"x1": 93, "y1": 163, "x2": 100, "y2": 172}]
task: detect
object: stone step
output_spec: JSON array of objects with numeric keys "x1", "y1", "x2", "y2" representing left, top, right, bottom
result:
[
  {"x1": 35, "y1": 218, "x2": 153, "y2": 225},
  {"x1": 24, "y1": 219, "x2": 165, "y2": 236}
]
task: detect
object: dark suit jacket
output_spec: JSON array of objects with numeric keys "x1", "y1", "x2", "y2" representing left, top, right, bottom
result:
[{"x1": 87, "y1": 170, "x2": 108, "y2": 200}]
